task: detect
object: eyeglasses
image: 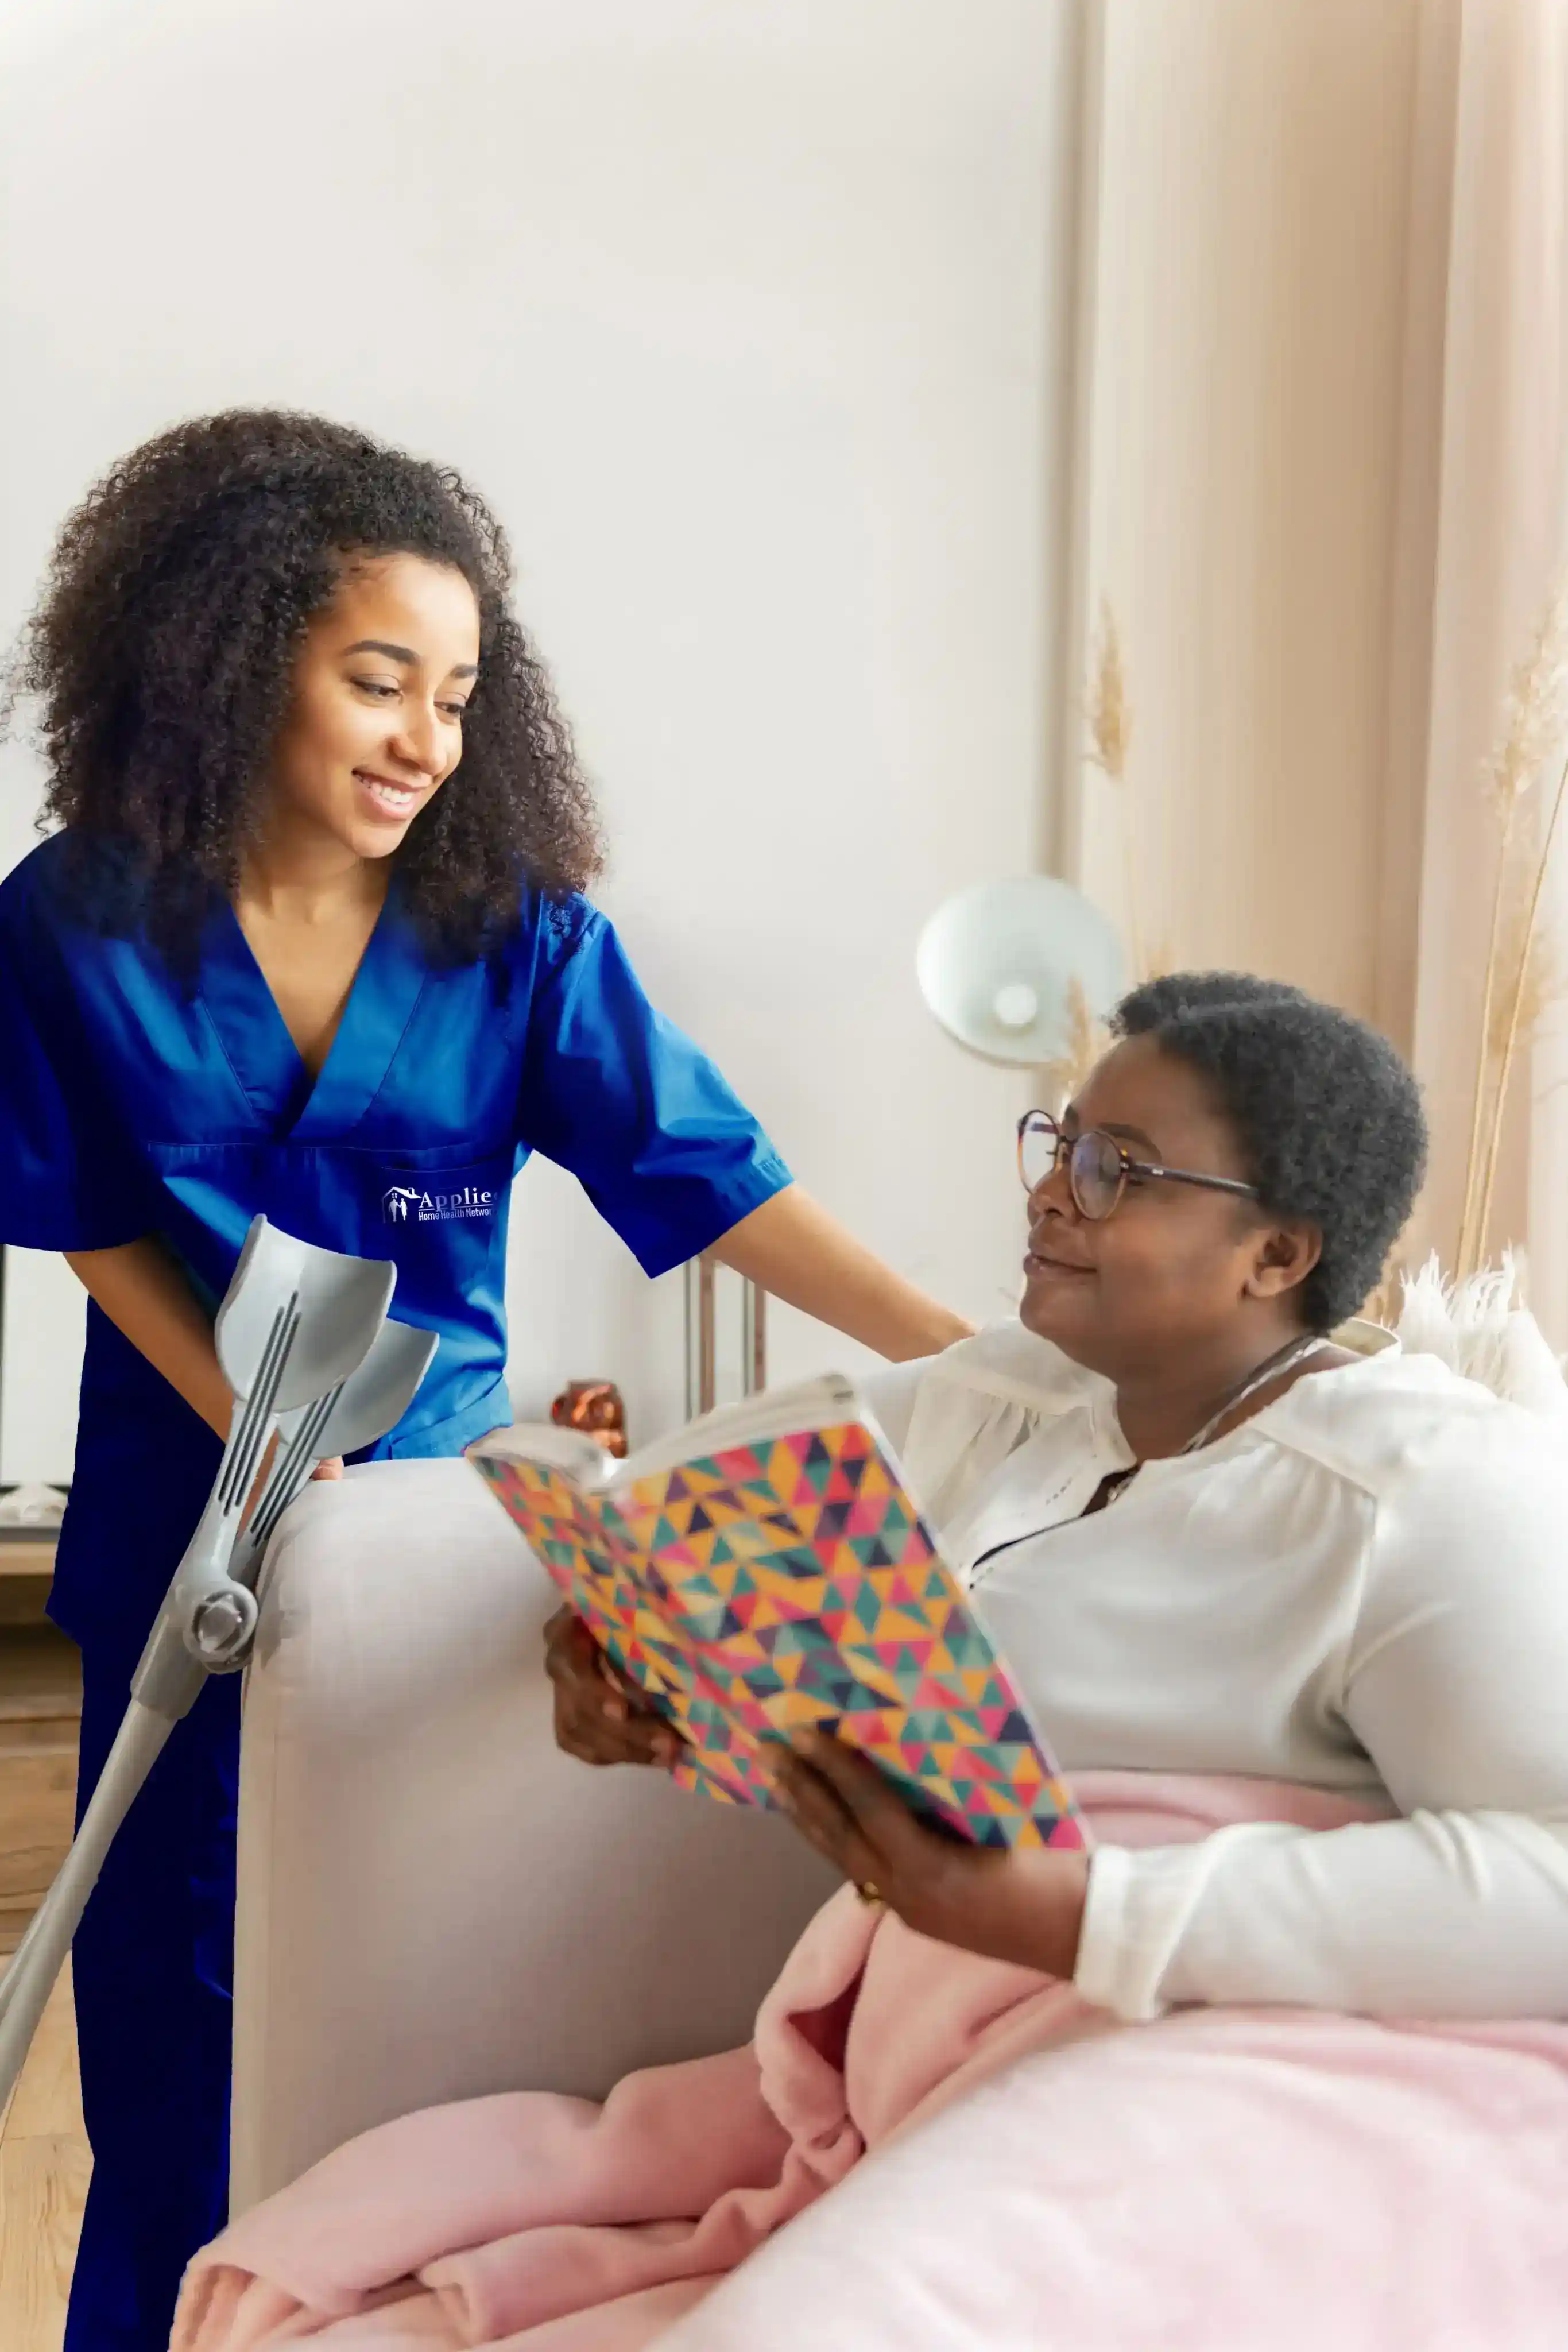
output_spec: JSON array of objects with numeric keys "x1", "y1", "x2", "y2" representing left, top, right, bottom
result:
[{"x1": 1017, "y1": 1109, "x2": 1260, "y2": 1223}]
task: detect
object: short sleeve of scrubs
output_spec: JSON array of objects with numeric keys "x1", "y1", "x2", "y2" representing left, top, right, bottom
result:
[
  {"x1": 0, "y1": 868, "x2": 153, "y2": 1252},
  {"x1": 518, "y1": 905, "x2": 792, "y2": 1278}
]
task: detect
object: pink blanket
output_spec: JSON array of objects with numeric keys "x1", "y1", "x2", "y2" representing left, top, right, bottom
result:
[{"x1": 173, "y1": 1775, "x2": 1568, "y2": 2352}]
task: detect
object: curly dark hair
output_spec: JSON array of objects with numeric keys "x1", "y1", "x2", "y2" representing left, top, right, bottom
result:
[
  {"x1": 1, "y1": 409, "x2": 604, "y2": 958},
  {"x1": 1110, "y1": 972, "x2": 1427, "y2": 1330}
]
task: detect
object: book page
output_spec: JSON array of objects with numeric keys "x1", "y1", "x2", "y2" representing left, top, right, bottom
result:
[
  {"x1": 471, "y1": 1421, "x2": 617, "y2": 1487},
  {"x1": 606, "y1": 1374, "x2": 864, "y2": 1493},
  {"x1": 471, "y1": 1375, "x2": 862, "y2": 1495}
]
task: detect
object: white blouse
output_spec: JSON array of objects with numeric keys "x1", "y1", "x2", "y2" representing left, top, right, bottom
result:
[{"x1": 863, "y1": 1321, "x2": 1568, "y2": 2025}]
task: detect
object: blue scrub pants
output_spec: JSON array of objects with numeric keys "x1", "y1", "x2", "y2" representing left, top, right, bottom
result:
[
  {"x1": 64, "y1": 1645, "x2": 240, "y2": 2352},
  {"x1": 49, "y1": 1383, "x2": 234, "y2": 2352}
]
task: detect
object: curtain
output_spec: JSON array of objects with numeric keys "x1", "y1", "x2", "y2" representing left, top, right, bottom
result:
[
  {"x1": 1385, "y1": 0, "x2": 1568, "y2": 1337},
  {"x1": 1063, "y1": 0, "x2": 1568, "y2": 1341}
]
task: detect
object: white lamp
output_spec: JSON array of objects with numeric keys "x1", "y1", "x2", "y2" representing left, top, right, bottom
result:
[{"x1": 916, "y1": 875, "x2": 1125, "y2": 1066}]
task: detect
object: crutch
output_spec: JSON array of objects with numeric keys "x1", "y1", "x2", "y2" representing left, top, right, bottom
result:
[{"x1": 0, "y1": 1220, "x2": 418, "y2": 2100}]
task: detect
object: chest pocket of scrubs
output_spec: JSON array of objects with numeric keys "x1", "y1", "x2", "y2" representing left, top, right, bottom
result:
[
  {"x1": 323, "y1": 1144, "x2": 519, "y2": 1459},
  {"x1": 370, "y1": 1148, "x2": 515, "y2": 1291},
  {"x1": 375, "y1": 1155, "x2": 509, "y2": 1232}
]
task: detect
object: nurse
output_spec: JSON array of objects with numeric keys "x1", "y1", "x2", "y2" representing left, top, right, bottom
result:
[{"x1": 0, "y1": 409, "x2": 969, "y2": 2352}]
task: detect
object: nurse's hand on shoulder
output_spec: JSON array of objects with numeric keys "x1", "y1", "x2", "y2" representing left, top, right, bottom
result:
[{"x1": 544, "y1": 1607, "x2": 683, "y2": 1770}]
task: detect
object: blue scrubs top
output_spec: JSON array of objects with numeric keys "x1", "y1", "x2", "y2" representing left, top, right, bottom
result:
[{"x1": 0, "y1": 832, "x2": 791, "y2": 1641}]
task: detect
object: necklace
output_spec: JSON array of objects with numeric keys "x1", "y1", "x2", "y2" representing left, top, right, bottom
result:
[
  {"x1": 965, "y1": 1331, "x2": 1334, "y2": 1585},
  {"x1": 1099, "y1": 1332, "x2": 1329, "y2": 1507}
]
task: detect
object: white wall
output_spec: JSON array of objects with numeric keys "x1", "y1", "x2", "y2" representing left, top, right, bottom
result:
[{"x1": 0, "y1": 0, "x2": 1079, "y2": 1473}]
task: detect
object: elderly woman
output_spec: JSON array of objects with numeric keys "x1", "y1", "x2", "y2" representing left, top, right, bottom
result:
[
  {"x1": 174, "y1": 974, "x2": 1568, "y2": 2352},
  {"x1": 552, "y1": 969, "x2": 1568, "y2": 2024}
]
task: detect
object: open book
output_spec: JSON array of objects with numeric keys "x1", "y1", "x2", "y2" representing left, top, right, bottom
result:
[{"x1": 470, "y1": 1374, "x2": 1085, "y2": 1853}]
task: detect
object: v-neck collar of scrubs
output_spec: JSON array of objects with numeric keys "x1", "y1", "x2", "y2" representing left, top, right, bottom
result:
[{"x1": 199, "y1": 881, "x2": 431, "y2": 1140}]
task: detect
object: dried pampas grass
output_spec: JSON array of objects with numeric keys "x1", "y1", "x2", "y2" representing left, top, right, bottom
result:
[
  {"x1": 1039, "y1": 978, "x2": 1109, "y2": 1112},
  {"x1": 1482, "y1": 593, "x2": 1568, "y2": 816},
  {"x1": 1085, "y1": 605, "x2": 1151, "y2": 982},
  {"x1": 1456, "y1": 586, "x2": 1568, "y2": 1280},
  {"x1": 1086, "y1": 605, "x2": 1133, "y2": 784},
  {"x1": 1485, "y1": 918, "x2": 1563, "y2": 1064}
]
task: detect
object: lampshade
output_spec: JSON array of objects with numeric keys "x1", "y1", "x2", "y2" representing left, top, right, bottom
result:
[{"x1": 916, "y1": 875, "x2": 1125, "y2": 1066}]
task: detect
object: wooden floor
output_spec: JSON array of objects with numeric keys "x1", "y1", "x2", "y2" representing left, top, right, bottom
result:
[
  {"x1": 0, "y1": 1963, "x2": 89, "y2": 2352},
  {"x1": 1, "y1": 1573, "x2": 88, "y2": 2351}
]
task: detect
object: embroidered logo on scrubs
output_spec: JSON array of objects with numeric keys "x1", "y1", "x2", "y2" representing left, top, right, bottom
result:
[{"x1": 382, "y1": 1183, "x2": 495, "y2": 1226}]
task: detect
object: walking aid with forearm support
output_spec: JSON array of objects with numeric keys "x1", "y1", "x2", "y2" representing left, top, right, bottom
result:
[{"x1": 0, "y1": 1218, "x2": 432, "y2": 2105}]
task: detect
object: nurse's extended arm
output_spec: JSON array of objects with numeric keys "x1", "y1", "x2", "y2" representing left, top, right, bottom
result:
[
  {"x1": 526, "y1": 909, "x2": 974, "y2": 1363},
  {"x1": 708, "y1": 1188, "x2": 970, "y2": 1361}
]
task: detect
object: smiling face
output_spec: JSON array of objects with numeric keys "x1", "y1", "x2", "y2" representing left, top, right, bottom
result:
[
  {"x1": 262, "y1": 551, "x2": 482, "y2": 863},
  {"x1": 1021, "y1": 1034, "x2": 1321, "y2": 1380}
]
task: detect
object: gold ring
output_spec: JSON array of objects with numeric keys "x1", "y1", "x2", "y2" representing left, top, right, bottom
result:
[{"x1": 856, "y1": 1881, "x2": 884, "y2": 1908}]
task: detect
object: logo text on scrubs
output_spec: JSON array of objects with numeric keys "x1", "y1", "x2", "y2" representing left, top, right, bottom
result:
[{"x1": 382, "y1": 1183, "x2": 496, "y2": 1225}]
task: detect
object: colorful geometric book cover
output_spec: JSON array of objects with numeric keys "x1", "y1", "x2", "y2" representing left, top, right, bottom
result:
[{"x1": 470, "y1": 1377, "x2": 1086, "y2": 1854}]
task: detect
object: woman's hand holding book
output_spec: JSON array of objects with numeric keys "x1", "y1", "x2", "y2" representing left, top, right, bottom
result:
[{"x1": 543, "y1": 1607, "x2": 683, "y2": 1771}]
